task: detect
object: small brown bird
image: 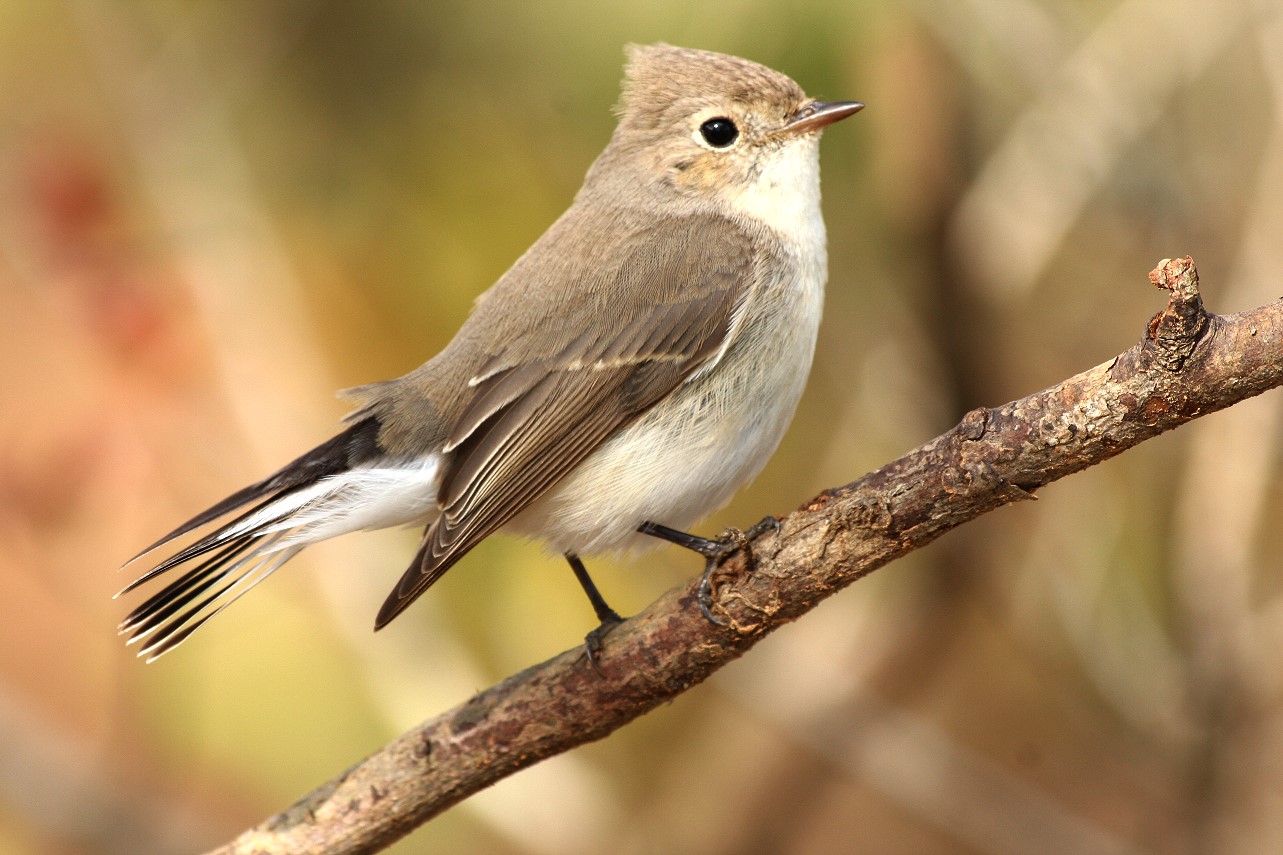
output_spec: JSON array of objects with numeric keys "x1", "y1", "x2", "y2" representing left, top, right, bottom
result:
[{"x1": 118, "y1": 44, "x2": 862, "y2": 661}]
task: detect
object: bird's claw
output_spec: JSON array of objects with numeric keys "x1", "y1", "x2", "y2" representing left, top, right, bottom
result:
[
  {"x1": 583, "y1": 612, "x2": 623, "y2": 674},
  {"x1": 696, "y1": 516, "x2": 779, "y2": 625},
  {"x1": 698, "y1": 559, "x2": 730, "y2": 625},
  {"x1": 745, "y1": 515, "x2": 781, "y2": 540}
]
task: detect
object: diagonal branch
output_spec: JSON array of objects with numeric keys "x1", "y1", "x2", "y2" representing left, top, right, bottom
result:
[{"x1": 209, "y1": 257, "x2": 1283, "y2": 855}]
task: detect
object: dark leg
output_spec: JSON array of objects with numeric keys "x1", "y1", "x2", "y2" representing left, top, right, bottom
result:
[
  {"x1": 637, "y1": 517, "x2": 780, "y2": 625},
  {"x1": 566, "y1": 553, "x2": 623, "y2": 670},
  {"x1": 566, "y1": 553, "x2": 623, "y2": 625},
  {"x1": 635, "y1": 522, "x2": 725, "y2": 558}
]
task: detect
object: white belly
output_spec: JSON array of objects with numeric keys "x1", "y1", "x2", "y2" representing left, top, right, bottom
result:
[{"x1": 508, "y1": 247, "x2": 825, "y2": 556}]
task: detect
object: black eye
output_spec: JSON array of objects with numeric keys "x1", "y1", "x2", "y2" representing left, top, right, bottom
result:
[{"x1": 699, "y1": 117, "x2": 739, "y2": 148}]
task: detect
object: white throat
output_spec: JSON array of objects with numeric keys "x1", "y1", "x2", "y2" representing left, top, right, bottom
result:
[{"x1": 725, "y1": 135, "x2": 826, "y2": 251}]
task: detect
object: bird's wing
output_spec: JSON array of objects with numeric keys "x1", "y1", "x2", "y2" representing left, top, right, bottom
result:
[{"x1": 374, "y1": 215, "x2": 757, "y2": 627}]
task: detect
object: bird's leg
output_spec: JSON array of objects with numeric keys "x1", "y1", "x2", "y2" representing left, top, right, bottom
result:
[
  {"x1": 637, "y1": 517, "x2": 780, "y2": 625},
  {"x1": 565, "y1": 553, "x2": 624, "y2": 671}
]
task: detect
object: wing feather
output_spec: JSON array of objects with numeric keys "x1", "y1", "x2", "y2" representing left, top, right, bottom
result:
[{"x1": 374, "y1": 216, "x2": 756, "y2": 627}]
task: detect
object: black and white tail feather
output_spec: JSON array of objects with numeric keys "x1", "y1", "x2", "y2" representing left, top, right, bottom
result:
[{"x1": 116, "y1": 417, "x2": 438, "y2": 661}]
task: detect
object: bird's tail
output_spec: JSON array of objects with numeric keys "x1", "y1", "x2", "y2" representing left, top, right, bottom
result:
[{"x1": 116, "y1": 417, "x2": 439, "y2": 661}]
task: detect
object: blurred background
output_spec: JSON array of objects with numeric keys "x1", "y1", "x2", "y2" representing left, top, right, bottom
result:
[{"x1": 3, "y1": 1, "x2": 1282, "y2": 853}]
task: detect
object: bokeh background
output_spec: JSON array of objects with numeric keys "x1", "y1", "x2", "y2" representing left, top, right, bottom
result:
[{"x1": 4, "y1": 1, "x2": 1283, "y2": 853}]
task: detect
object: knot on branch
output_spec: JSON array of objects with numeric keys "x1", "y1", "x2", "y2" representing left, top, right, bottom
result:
[{"x1": 1144, "y1": 257, "x2": 1208, "y2": 372}]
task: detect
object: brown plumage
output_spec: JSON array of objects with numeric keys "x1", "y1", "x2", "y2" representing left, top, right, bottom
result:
[{"x1": 117, "y1": 44, "x2": 861, "y2": 660}]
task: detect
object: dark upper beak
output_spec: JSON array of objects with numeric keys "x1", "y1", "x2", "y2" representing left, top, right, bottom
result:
[{"x1": 780, "y1": 100, "x2": 865, "y2": 136}]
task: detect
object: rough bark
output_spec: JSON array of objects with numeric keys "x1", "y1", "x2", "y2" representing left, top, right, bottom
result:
[{"x1": 209, "y1": 258, "x2": 1283, "y2": 855}]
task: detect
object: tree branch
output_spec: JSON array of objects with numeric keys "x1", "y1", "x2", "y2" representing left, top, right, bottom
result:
[{"x1": 209, "y1": 257, "x2": 1283, "y2": 855}]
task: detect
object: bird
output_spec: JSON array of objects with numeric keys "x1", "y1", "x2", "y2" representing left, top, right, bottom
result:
[{"x1": 117, "y1": 43, "x2": 862, "y2": 662}]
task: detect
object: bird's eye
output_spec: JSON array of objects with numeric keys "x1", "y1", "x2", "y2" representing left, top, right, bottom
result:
[{"x1": 698, "y1": 117, "x2": 739, "y2": 148}]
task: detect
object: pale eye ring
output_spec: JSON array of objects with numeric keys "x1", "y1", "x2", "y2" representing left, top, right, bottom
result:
[{"x1": 698, "y1": 117, "x2": 739, "y2": 148}]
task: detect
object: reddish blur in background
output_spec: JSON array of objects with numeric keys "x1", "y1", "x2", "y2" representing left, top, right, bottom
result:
[{"x1": 3, "y1": 2, "x2": 1283, "y2": 854}]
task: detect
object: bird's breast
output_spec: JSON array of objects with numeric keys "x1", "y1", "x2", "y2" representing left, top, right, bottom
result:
[{"x1": 510, "y1": 233, "x2": 826, "y2": 557}]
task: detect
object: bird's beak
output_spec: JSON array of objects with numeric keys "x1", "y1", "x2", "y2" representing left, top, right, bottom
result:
[{"x1": 779, "y1": 100, "x2": 865, "y2": 136}]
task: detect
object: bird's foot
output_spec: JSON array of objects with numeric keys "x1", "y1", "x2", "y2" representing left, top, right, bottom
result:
[
  {"x1": 583, "y1": 611, "x2": 624, "y2": 675},
  {"x1": 637, "y1": 516, "x2": 780, "y2": 625}
]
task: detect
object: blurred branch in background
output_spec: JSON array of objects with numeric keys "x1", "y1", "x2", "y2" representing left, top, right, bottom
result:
[
  {"x1": 1166, "y1": 11, "x2": 1283, "y2": 853},
  {"x1": 209, "y1": 258, "x2": 1283, "y2": 854},
  {"x1": 942, "y1": 0, "x2": 1245, "y2": 300}
]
